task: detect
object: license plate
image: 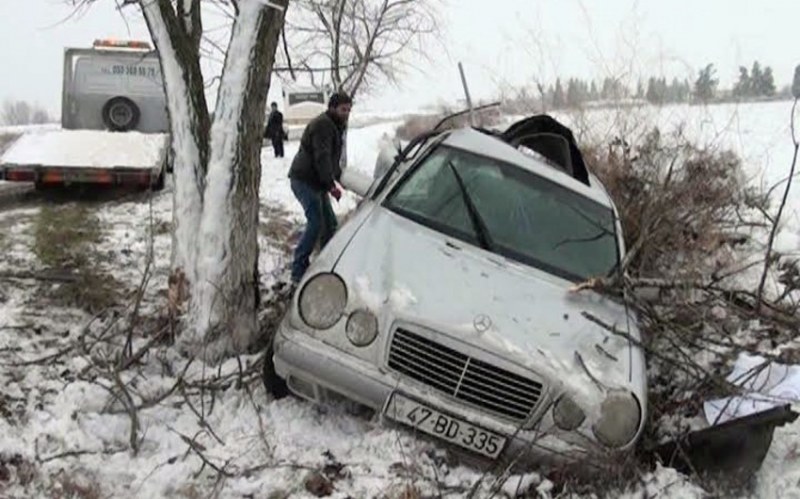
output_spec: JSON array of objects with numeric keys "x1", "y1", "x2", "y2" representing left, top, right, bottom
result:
[{"x1": 384, "y1": 393, "x2": 507, "y2": 459}]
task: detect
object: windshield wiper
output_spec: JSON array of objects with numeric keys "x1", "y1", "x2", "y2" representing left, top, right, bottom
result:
[{"x1": 446, "y1": 161, "x2": 495, "y2": 251}]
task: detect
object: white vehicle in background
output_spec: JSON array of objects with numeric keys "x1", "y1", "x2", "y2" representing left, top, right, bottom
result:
[
  {"x1": 63, "y1": 39, "x2": 168, "y2": 133},
  {"x1": 0, "y1": 39, "x2": 169, "y2": 190},
  {"x1": 281, "y1": 84, "x2": 332, "y2": 140}
]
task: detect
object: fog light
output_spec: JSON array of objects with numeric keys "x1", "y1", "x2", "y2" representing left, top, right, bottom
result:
[
  {"x1": 553, "y1": 395, "x2": 585, "y2": 431},
  {"x1": 345, "y1": 309, "x2": 378, "y2": 346}
]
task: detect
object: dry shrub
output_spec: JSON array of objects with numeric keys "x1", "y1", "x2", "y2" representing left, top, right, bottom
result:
[
  {"x1": 585, "y1": 127, "x2": 759, "y2": 279},
  {"x1": 570, "y1": 126, "x2": 787, "y2": 493},
  {"x1": 395, "y1": 106, "x2": 502, "y2": 141},
  {"x1": 48, "y1": 471, "x2": 102, "y2": 499}
]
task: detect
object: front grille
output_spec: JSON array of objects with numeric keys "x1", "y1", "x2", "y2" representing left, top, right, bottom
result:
[{"x1": 387, "y1": 328, "x2": 544, "y2": 421}]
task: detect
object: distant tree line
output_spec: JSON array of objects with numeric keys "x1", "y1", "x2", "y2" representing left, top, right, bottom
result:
[
  {"x1": 528, "y1": 60, "x2": 795, "y2": 110},
  {"x1": 1, "y1": 100, "x2": 52, "y2": 126}
]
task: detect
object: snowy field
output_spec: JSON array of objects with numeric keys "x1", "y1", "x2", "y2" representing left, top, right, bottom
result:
[{"x1": 0, "y1": 102, "x2": 799, "y2": 497}]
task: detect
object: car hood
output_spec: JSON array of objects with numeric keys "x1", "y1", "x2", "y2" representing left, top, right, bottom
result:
[{"x1": 332, "y1": 207, "x2": 646, "y2": 404}]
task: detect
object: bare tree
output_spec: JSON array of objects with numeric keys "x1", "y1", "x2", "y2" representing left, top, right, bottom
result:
[
  {"x1": 2, "y1": 100, "x2": 52, "y2": 125},
  {"x1": 283, "y1": 0, "x2": 438, "y2": 98},
  {"x1": 70, "y1": 0, "x2": 289, "y2": 359}
]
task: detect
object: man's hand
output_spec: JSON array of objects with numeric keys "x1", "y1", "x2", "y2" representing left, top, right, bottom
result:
[{"x1": 330, "y1": 185, "x2": 342, "y2": 202}]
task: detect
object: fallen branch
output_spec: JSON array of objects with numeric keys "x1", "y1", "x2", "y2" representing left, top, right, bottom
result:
[
  {"x1": 173, "y1": 428, "x2": 235, "y2": 478},
  {"x1": 39, "y1": 446, "x2": 127, "y2": 464},
  {"x1": 113, "y1": 369, "x2": 141, "y2": 456},
  {"x1": 0, "y1": 270, "x2": 79, "y2": 283}
]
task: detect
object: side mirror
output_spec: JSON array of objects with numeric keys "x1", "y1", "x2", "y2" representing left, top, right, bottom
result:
[{"x1": 374, "y1": 136, "x2": 401, "y2": 181}]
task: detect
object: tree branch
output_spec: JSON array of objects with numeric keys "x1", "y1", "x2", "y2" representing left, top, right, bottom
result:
[{"x1": 756, "y1": 98, "x2": 800, "y2": 309}]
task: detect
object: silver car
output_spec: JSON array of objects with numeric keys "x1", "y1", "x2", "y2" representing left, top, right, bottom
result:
[{"x1": 264, "y1": 114, "x2": 647, "y2": 466}]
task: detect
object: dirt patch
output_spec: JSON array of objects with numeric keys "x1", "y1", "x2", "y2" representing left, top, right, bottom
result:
[
  {"x1": 260, "y1": 204, "x2": 299, "y2": 255},
  {"x1": 0, "y1": 133, "x2": 20, "y2": 155},
  {"x1": 48, "y1": 471, "x2": 104, "y2": 499}
]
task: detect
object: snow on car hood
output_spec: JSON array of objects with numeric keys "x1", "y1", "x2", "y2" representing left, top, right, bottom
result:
[{"x1": 332, "y1": 206, "x2": 646, "y2": 407}]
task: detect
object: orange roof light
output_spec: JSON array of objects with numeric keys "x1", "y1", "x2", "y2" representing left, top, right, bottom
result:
[{"x1": 93, "y1": 39, "x2": 152, "y2": 50}]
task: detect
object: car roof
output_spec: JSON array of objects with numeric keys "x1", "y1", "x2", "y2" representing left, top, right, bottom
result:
[{"x1": 440, "y1": 128, "x2": 614, "y2": 208}]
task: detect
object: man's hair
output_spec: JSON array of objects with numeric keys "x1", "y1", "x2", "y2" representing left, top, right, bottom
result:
[
  {"x1": 270, "y1": 101, "x2": 278, "y2": 107},
  {"x1": 328, "y1": 91, "x2": 353, "y2": 109}
]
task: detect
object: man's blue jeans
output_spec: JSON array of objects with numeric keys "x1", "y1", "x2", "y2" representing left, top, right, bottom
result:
[{"x1": 291, "y1": 178, "x2": 338, "y2": 283}]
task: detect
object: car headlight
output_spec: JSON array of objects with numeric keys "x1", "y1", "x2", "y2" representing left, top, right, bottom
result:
[
  {"x1": 592, "y1": 390, "x2": 641, "y2": 448},
  {"x1": 345, "y1": 309, "x2": 379, "y2": 346},
  {"x1": 553, "y1": 395, "x2": 585, "y2": 431},
  {"x1": 298, "y1": 273, "x2": 347, "y2": 329}
]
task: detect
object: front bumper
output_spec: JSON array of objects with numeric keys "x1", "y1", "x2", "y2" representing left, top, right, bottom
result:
[{"x1": 273, "y1": 321, "x2": 595, "y2": 466}]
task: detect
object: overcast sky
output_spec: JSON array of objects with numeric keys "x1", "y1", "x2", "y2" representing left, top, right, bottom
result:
[{"x1": 1, "y1": 0, "x2": 798, "y2": 114}]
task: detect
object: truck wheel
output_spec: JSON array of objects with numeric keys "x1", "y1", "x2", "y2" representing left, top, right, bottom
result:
[
  {"x1": 152, "y1": 171, "x2": 165, "y2": 191},
  {"x1": 262, "y1": 340, "x2": 289, "y2": 400},
  {"x1": 102, "y1": 97, "x2": 140, "y2": 132}
]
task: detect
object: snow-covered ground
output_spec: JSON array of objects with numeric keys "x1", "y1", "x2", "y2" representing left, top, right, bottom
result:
[{"x1": 1, "y1": 103, "x2": 800, "y2": 497}]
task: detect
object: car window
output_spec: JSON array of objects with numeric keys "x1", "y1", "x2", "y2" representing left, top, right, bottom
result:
[{"x1": 385, "y1": 145, "x2": 619, "y2": 282}]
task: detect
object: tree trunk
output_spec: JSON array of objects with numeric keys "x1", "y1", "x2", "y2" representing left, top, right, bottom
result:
[
  {"x1": 140, "y1": 0, "x2": 210, "y2": 300},
  {"x1": 189, "y1": 0, "x2": 288, "y2": 359},
  {"x1": 141, "y1": 0, "x2": 288, "y2": 359}
]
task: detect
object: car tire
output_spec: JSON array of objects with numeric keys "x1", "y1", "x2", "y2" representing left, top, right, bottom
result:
[
  {"x1": 262, "y1": 340, "x2": 289, "y2": 399},
  {"x1": 102, "y1": 97, "x2": 140, "y2": 132}
]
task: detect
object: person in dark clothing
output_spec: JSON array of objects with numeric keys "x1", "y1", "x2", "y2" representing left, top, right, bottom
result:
[
  {"x1": 264, "y1": 102, "x2": 285, "y2": 158},
  {"x1": 288, "y1": 91, "x2": 352, "y2": 283}
]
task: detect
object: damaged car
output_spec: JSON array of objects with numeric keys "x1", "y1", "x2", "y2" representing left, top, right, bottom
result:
[{"x1": 263, "y1": 112, "x2": 647, "y2": 466}]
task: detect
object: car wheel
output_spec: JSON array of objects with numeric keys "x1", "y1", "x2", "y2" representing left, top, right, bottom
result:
[
  {"x1": 102, "y1": 97, "x2": 140, "y2": 132},
  {"x1": 262, "y1": 340, "x2": 289, "y2": 399}
]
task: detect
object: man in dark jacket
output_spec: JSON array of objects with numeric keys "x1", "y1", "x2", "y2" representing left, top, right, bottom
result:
[
  {"x1": 288, "y1": 91, "x2": 352, "y2": 283},
  {"x1": 264, "y1": 102, "x2": 285, "y2": 158}
]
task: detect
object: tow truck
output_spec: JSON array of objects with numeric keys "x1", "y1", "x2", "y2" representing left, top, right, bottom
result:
[{"x1": 0, "y1": 39, "x2": 169, "y2": 190}]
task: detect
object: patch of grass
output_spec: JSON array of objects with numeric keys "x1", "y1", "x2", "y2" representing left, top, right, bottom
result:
[
  {"x1": 46, "y1": 273, "x2": 122, "y2": 314},
  {"x1": 32, "y1": 205, "x2": 102, "y2": 269},
  {"x1": 30, "y1": 204, "x2": 122, "y2": 313}
]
